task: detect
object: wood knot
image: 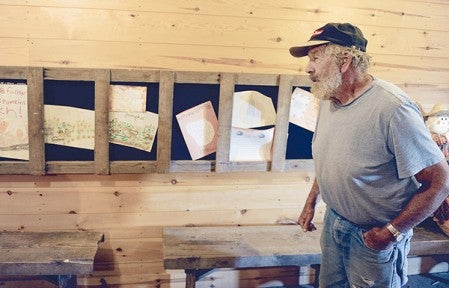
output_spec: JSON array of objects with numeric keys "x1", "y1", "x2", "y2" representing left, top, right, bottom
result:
[
  {"x1": 171, "y1": 179, "x2": 178, "y2": 185},
  {"x1": 114, "y1": 191, "x2": 120, "y2": 197},
  {"x1": 6, "y1": 190, "x2": 12, "y2": 195}
]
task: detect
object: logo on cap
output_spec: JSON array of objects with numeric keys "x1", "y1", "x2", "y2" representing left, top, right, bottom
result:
[{"x1": 311, "y1": 29, "x2": 324, "y2": 37}]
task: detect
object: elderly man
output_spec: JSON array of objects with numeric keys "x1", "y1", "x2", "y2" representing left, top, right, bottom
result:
[{"x1": 290, "y1": 23, "x2": 449, "y2": 287}]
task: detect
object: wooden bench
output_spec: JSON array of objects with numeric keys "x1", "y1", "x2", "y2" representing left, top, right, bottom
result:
[
  {"x1": 163, "y1": 221, "x2": 449, "y2": 288},
  {"x1": 0, "y1": 231, "x2": 104, "y2": 288}
]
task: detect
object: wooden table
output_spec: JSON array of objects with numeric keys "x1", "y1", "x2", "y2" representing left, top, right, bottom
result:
[
  {"x1": 163, "y1": 223, "x2": 449, "y2": 288},
  {"x1": 0, "y1": 231, "x2": 104, "y2": 288},
  {"x1": 163, "y1": 225, "x2": 322, "y2": 288}
]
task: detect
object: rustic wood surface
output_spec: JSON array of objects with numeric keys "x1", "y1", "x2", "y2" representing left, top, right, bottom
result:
[
  {"x1": 163, "y1": 224, "x2": 322, "y2": 270},
  {"x1": 0, "y1": 231, "x2": 103, "y2": 276},
  {"x1": 163, "y1": 223, "x2": 449, "y2": 270}
]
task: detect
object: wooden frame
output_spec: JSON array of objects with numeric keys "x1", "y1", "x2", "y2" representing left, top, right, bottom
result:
[{"x1": 0, "y1": 66, "x2": 313, "y2": 175}]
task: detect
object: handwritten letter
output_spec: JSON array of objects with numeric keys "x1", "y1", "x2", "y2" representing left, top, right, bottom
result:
[
  {"x1": 109, "y1": 85, "x2": 147, "y2": 112},
  {"x1": 0, "y1": 83, "x2": 29, "y2": 160}
]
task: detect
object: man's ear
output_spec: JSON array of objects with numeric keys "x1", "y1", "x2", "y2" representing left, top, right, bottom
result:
[{"x1": 340, "y1": 56, "x2": 352, "y2": 73}]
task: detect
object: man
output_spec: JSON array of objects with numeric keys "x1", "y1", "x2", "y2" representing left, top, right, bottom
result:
[{"x1": 290, "y1": 23, "x2": 449, "y2": 287}]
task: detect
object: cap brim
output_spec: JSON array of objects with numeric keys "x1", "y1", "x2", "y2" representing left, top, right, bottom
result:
[{"x1": 289, "y1": 40, "x2": 330, "y2": 57}]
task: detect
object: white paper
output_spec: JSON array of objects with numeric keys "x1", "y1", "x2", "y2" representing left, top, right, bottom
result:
[
  {"x1": 109, "y1": 85, "x2": 147, "y2": 112},
  {"x1": 232, "y1": 90, "x2": 276, "y2": 128},
  {"x1": 109, "y1": 111, "x2": 158, "y2": 152},
  {"x1": 229, "y1": 127, "x2": 274, "y2": 161},
  {"x1": 0, "y1": 83, "x2": 29, "y2": 160},
  {"x1": 44, "y1": 105, "x2": 95, "y2": 149},
  {"x1": 289, "y1": 87, "x2": 319, "y2": 132}
]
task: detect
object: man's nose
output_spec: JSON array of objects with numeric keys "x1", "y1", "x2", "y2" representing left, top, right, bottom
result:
[{"x1": 305, "y1": 62, "x2": 313, "y2": 74}]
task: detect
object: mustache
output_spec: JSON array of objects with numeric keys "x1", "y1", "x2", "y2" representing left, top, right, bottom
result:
[{"x1": 309, "y1": 75, "x2": 318, "y2": 82}]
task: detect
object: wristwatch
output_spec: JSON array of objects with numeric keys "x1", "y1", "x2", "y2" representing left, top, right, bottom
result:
[{"x1": 385, "y1": 223, "x2": 404, "y2": 242}]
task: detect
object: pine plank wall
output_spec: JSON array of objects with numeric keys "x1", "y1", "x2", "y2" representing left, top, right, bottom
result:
[{"x1": 0, "y1": 1, "x2": 449, "y2": 287}]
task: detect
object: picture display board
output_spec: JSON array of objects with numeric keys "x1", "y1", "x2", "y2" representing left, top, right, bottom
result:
[{"x1": 0, "y1": 67, "x2": 314, "y2": 175}]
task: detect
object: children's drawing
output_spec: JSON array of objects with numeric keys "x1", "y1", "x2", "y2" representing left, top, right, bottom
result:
[
  {"x1": 44, "y1": 105, "x2": 95, "y2": 150},
  {"x1": 229, "y1": 127, "x2": 274, "y2": 161},
  {"x1": 109, "y1": 111, "x2": 158, "y2": 152},
  {"x1": 109, "y1": 85, "x2": 147, "y2": 112},
  {"x1": 232, "y1": 90, "x2": 276, "y2": 128},
  {"x1": 289, "y1": 87, "x2": 319, "y2": 132},
  {"x1": 176, "y1": 101, "x2": 218, "y2": 160},
  {"x1": 0, "y1": 83, "x2": 29, "y2": 160}
]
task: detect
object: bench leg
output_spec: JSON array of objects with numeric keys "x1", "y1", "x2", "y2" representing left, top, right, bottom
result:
[
  {"x1": 185, "y1": 270, "x2": 197, "y2": 288},
  {"x1": 311, "y1": 264, "x2": 320, "y2": 288},
  {"x1": 58, "y1": 275, "x2": 77, "y2": 288},
  {"x1": 185, "y1": 269, "x2": 213, "y2": 288}
]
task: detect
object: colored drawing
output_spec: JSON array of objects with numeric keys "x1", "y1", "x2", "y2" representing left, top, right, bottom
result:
[
  {"x1": 109, "y1": 111, "x2": 158, "y2": 152},
  {"x1": 0, "y1": 83, "x2": 29, "y2": 160},
  {"x1": 44, "y1": 105, "x2": 95, "y2": 150}
]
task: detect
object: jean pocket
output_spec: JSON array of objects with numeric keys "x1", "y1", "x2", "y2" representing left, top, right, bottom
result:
[{"x1": 357, "y1": 229, "x2": 393, "y2": 254}]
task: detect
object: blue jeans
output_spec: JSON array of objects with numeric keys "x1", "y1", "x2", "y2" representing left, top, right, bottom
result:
[{"x1": 319, "y1": 207, "x2": 412, "y2": 288}]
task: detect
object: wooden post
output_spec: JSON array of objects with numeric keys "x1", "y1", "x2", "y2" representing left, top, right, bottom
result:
[
  {"x1": 27, "y1": 67, "x2": 45, "y2": 175},
  {"x1": 157, "y1": 71, "x2": 174, "y2": 173},
  {"x1": 271, "y1": 74, "x2": 293, "y2": 172},
  {"x1": 94, "y1": 69, "x2": 111, "y2": 175},
  {"x1": 215, "y1": 73, "x2": 235, "y2": 173}
]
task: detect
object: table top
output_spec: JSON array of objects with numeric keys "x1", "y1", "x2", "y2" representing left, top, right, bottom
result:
[
  {"x1": 163, "y1": 222, "x2": 449, "y2": 270},
  {"x1": 163, "y1": 224, "x2": 322, "y2": 270},
  {"x1": 0, "y1": 231, "x2": 104, "y2": 276}
]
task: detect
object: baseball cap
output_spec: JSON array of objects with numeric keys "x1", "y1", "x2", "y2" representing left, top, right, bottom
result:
[{"x1": 289, "y1": 23, "x2": 368, "y2": 58}]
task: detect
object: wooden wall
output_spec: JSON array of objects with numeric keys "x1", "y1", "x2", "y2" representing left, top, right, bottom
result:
[{"x1": 0, "y1": 1, "x2": 448, "y2": 287}]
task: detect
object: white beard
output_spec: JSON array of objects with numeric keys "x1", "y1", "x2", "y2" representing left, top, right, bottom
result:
[{"x1": 310, "y1": 63, "x2": 342, "y2": 101}]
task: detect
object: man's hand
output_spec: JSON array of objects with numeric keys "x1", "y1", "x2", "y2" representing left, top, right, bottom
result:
[
  {"x1": 362, "y1": 227, "x2": 394, "y2": 250},
  {"x1": 298, "y1": 206, "x2": 317, "y2": 232}
]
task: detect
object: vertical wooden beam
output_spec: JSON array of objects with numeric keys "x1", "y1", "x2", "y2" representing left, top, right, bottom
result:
[
  {"x1": 94, "y1": 69, "x2": 110, "y2": 175},
  {"x1": 271, "y1": 74, "x2": 293, "y2": 172},
  {"x1": 27, "y1": 67, "x2": 45, "y2": 175},
  {"x1": 215, "y1": 73, "x2": 235, "y2": 173},
  {"x1": 157, "y1": 71, "x2": 174, "y2": 173}
]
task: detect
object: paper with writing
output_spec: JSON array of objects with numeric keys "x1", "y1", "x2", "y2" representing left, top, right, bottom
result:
[
  {"x1": 0, "y1": 83, "x2": 29, "y2": 160},
  {"x1": 109, "y1": 85, "x2": 147, "y2": 112},
  {"x1": 109, "y1": 111, "x2": 158, "y2": 152},
  {"x1": 44, "y1": 105, "x2": 95, "y2": 149}
]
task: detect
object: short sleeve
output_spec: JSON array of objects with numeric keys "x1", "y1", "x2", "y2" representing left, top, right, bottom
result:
[{"x1": 388, "y1": 101, "x2": 444, "y2": 179}]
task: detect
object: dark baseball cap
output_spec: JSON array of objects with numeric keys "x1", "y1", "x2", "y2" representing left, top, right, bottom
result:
[{"x1": 289, "y1": 23, "x2": 367, "y2": 58}]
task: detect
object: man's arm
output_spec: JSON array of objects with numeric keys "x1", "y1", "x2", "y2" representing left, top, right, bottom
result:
[
  {"x1": 364, "y1": 159, "x2": 449, "y2": 250},
  {"x1": 298, "y1": 178, "x2": 321, "y2": 232}
]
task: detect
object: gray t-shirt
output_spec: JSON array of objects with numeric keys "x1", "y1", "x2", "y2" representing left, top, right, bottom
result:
[{"x1": 312, "y1": 78, "x2": 444, "y2": 226}]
